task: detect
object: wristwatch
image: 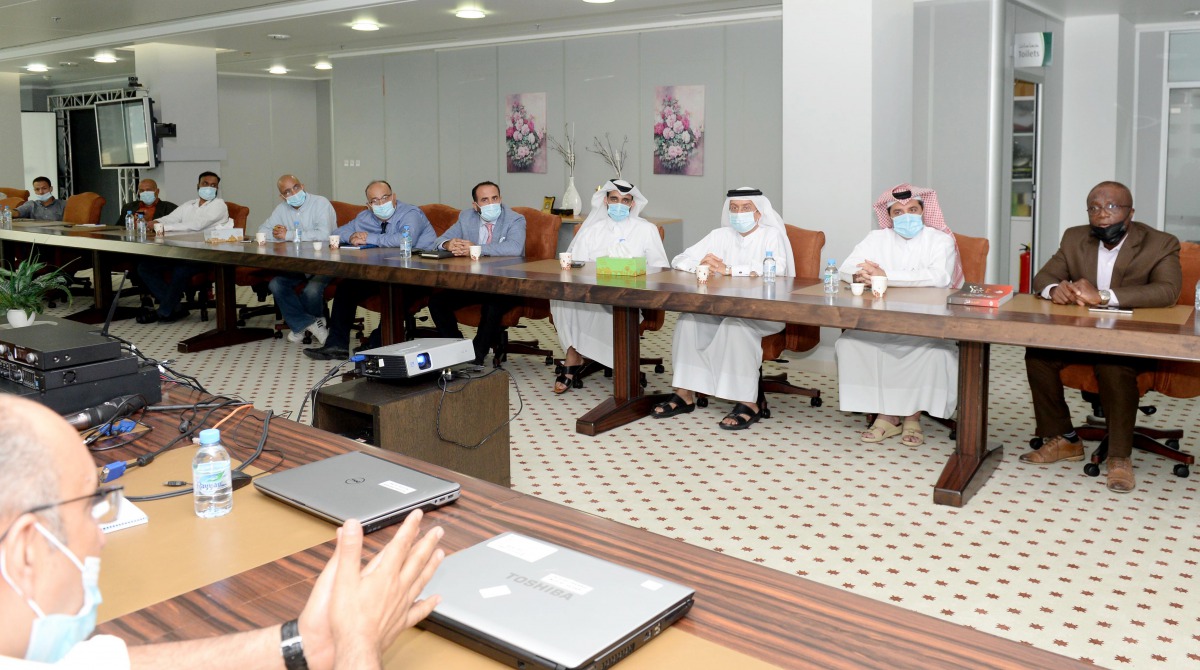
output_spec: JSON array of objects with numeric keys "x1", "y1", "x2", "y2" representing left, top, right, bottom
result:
[
  {"x1": 1098, "y1": 289, "x2": 1111, "y2": 306},
  {"x1": 281, "y1": 619, "x2": 309, "y2": 670}
]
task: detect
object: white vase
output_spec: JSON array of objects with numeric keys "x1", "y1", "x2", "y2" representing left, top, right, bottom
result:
[
  {"x1": 6, "y1": 309, "x2": 35, "y2": 327},
  {"x1": 561, "y1": 176, "x2": 582, "y2": 216}
]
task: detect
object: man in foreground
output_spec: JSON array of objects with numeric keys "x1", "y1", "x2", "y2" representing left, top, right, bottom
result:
[
  {"x1": 15, "y1": 177, "x2": 66, "y2": 221},
  {"x1": 0, "y1": 396, "x2": 444, "y2": 668},
  {"x1": 1020, "y1": 181, "x2": 1181, "y2": 493}
]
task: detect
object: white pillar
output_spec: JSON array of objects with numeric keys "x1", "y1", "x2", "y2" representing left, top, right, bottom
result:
[{"x1": 0, "y1": 73, "x2": 25, "y2": 188}]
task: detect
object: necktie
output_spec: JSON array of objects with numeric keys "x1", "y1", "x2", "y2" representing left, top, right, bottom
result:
[{"x1": 484, "y1": 222, "x2": 494, "y2": 244}]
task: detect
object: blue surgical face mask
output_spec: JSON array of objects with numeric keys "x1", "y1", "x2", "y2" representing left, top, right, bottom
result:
[
  {"x1": 0, "y1": 523, "x2": 102, "y2": 663},
  {"x1": 285, "y1": 190, "x2": 307, "y2": 208},
  {"x1": 197, "y1": 186, "x2": 218, "y2": 201},
  {"x1": 139, "y1": 191, "x2": 157, "y2": 206},
  {"x1": 479, "y1": 203, "x2": 502, "y2": 222},
  {"x1": 607, "y1": 203, "x2": 631, "y2": 222},
  {"x1": 31, "y1": 192, "x2": 52, "y2": 203},
  {"x1": 729, "y1": 211, "x2": 757, "y2": 233},
  {"x1": 372, "y1": 201, "x2": 396, "y2": 220},
  {"x1": 892, "y1": 213, "x2": 924, "y2": 239}
]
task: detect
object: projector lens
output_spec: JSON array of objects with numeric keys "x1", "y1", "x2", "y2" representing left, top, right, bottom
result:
[{"x1": 416, "y1": 353, "x2": 431, "y2": 370}]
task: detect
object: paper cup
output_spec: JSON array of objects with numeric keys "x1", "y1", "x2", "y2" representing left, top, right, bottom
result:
[
  {"x1": 469, "y1": 245, "x2": 482, "y2": 261},
  {"x1": 850, "y1": 282, "x2": 865, "y2": 296},
  {"x1": 312, "y1": 241, "x2": 322, "y2": 251},
  {"x1": 328, "y1": 235, "x2": 340, "y2": 250},
  {"x1": 559, "y1": 252, "x2": 573, "y2": 270},
  {"x1": 153, "y1": 222, "x2": 164, "y2": 237},
  {"x1": 695, "y1": 265, "x2": 710, "y2": 284},
  {"x1": 871, "y1": 275, "x2": 888, "y2": 298},
  {"x1": 256, "y1": 232, "x2": 267, "y2": 246}
]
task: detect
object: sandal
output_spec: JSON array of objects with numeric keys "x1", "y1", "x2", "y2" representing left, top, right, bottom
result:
[
  {"x1": 652, "y1": 393, "x2": 695, "y2": 419},
  {"x1": 718, "y1": 402, "x2": 763, "y2": 431},
  {"x1": 900, "y1": 419, "x2": 924, "y2": 446},
  {"x1": 861, "y1": 418, "x2": 902, "y2": 443},
  {"x1": 553, "y1": 365, "x2": 582, "y2": 394}
]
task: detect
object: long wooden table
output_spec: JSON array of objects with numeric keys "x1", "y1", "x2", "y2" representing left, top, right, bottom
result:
[
  {"x1": 92, "y1": 398, "x2": 1094, "y2": 669},
  {"x1": 3, "y1": 225, "x2": 1197, "y2": 508}
]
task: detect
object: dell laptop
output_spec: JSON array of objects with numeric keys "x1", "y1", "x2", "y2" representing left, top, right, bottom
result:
[
  {"x1": 418, "y1": 532, "x2": 695, "y2": 670},
  {"x1": 253, "y1": 451, "x2": 460, "y2": 533}
]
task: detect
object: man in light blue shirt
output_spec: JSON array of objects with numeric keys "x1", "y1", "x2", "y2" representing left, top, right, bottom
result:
[
  {"x1": 428, "y1": 181, "x2": 526, "y2": 364},
  {"x1": 305, "y1": 180, "x2": 435, "y2": 360},
  {"x1": 256, "y1": 174, "x2": 337, "y2": 345}
]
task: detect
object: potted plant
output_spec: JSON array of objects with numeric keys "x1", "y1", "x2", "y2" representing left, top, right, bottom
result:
[{"x1": 0, "y1": 252, "x2": 74, "y2": 327}]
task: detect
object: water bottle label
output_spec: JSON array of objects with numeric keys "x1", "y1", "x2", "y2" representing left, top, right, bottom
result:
[{"x1": 194, "y1": 462, "x2": 230, "y2": 496}]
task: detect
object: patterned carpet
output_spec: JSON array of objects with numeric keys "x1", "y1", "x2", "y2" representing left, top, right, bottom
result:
[{"x1": 40, "y1": 286, "x2": 1200, "y2": 669}]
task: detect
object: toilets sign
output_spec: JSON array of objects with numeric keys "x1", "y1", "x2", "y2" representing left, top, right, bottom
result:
[{"x1": 1015, "y1": 32, "x2": 1053, "y2": 68}]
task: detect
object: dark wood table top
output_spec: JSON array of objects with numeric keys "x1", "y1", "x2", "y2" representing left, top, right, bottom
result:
[{"x1": 92, "y1": 396, "x2": 1091, "y2": 669}]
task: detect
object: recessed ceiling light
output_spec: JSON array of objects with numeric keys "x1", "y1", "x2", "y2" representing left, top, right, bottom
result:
[
  {"x1": 267, "y1": 33, "x2": 290, "y2": 40},
  {"x1": 268, "y1": 65, "x2": 288, "y2": 74},
  {"x1": 26, "y1": 64, "x2": 49, "y2": 72},
  {"x1": 1187, "y1": 9, "x2": 1200, "y2": 16},
  {"x1": 93, "y1": 52, "x2": 117, "y2": 63},
  {"x1": 456, "y1": 8, "x2": 486, "y2": 19},
  {"x1": 582, "y1": 0, "x2": 615, "y2": 4},
  {"x1": 351, "y1": 20, "x2": 379, "y2": 31},
  {"x1": 314, "y1": 61, "x2": 333, "y2": 70}
]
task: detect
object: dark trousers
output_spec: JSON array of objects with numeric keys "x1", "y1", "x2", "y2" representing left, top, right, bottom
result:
[
  {"x1": 324, "y1": 280, "x2": 429, "y2": 351},
  {"x1": 428, "y1": 290, "x2": 520, "y2": 363},
  {"x1": 136, "y1": 259, "x2": 204, "y2": 316},
  {"x1": 1024, "y1": 348, "x2": 1152, "y2": 458}
]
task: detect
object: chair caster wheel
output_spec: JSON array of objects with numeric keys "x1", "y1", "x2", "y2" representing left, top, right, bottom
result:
[
  {"x1": 272, "y1": 331, "x2": 282, "y2": 339},
  {"x1": 639, "y1": 378, "x2": 647, "y2": 388},
  {"x1": 948, "y1": 430, "x2": 957, "y2": 440},
  {"x1": 1083, "y1": 463, "x2": 1100, "y2": 477},
  {"x1": 1174, "y1": 464, "x2": 1190, "y2": 477},
  {"x1": 696, "y1": 397, "x2": 708, "y2": 408},
  {"x1": 761, "y1": 407, "x2": 771, "y2": 419},
  {"x1": 545, "y1": 356, "x2": 554, "y2": 365},
  {"x1": 1029, "y1": 437, "x2": 1043, "y2": 449},
  {"x1": 654, "y1": 364, "x2": 665, "y2": 373},
  {"x1": 604, "y1": 368, "x2": 613, "y2": 378},
  {"x1": 1167, "y1": 439, "x2": 1180, "y2": 449},
  {"x1": 810, "y1": 396, "x2": 822, "y2": 407}
]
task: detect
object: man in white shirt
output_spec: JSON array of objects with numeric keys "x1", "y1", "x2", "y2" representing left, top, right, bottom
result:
[
  {"x1": 255, "y1": 174, "x2": 337, "y2": 346},
  {"x1": 653, "y1": 188, "x2": 792, "y2": 429},
  {"x1": 0, "y1": 396, "x2": 445, "y2": 669},
  {"x1": 549, "y1": 179, "x2": 669, "y2": 393},
  {"x1": 134, "y1": 171, "x2": 231, "y2": 324}
]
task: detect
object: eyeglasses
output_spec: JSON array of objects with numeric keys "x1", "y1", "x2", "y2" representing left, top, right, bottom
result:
[
  {"x1": 367, "y1": 193, "x2": 393, "y2": 206},
  {"x1": 0, "y1": 486, "x2": 123, "y2": 544},
  {"x1": 1086, "y1": 203, "x2": 1131, "y2": 215}
]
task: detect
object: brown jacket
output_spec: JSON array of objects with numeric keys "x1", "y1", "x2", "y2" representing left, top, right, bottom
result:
[{"x1": 1033, "y1": 220, "x2": 1181, "y2": 308}]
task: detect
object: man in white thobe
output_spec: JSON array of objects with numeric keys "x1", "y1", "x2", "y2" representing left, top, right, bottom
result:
[
  {"x1": 550, "y1": 179, "x2": 669, "y2": 393},
  {"x1": 653, "y1": 188, "x2": 793, "y2": 429},
  {"x1": 835, "y1": 183, "x2": 963, "y2": 446}
]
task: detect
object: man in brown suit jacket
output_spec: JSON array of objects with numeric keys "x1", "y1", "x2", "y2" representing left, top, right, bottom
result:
[{"x1": 1020, "y1": 181, "x2": 1182, "y2": 493}]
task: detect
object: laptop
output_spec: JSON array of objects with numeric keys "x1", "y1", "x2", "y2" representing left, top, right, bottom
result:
[
  {"x1": 418, "y1": 532, "x2": 695, "y2": 670},
  {"x1": 253, "y1": 451, "x2": 460, "y2": 533}
]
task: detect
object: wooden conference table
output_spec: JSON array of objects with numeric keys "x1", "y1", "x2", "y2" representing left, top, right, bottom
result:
[
  {"x1": 2, "y1": 223, "x2": 1197, "y2": 508},
  {"x1": 92, "y1": 396, "x2": 1092, "y2": 670}
]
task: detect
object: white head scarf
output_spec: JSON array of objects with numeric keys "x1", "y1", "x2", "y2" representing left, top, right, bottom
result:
[
  {"x1": 577, "y1": 179, "x2": 649, "y2": 234},
  {"x1": 721, "y1": 187, "x2": 795, "y2": 276}
]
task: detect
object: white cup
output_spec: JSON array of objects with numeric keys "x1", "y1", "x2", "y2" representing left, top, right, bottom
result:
[
  {"x1": 850, "y1": 282, "x2": 865, "y2": 296},
  {"x1": 312, "y1": 241, "x2": 322, "y2": 252},
  {"x1": 871, "y1": 275, "x2": 888, "y2": 298},
  {"x1": 328, "y1": 235, "x2": 340, "y2": 250},
  {"x1": 256, "y1": 232, "x2": 267, "y2": 246},
  {"x1": 559, "y1": 252, "x2": 573, "y2": 269},
  {"x1": 695, "y1": 264, "x2": 710, "y2": 284},
  {"x1": 469, "y1": 245, "x2": 482, "y2": 261},
  {"x1": 153, "y1": 222, "x2": 164, "y2": 237}
]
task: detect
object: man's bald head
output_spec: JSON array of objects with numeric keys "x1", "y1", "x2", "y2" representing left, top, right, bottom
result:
[{"x1": 0, "y1": 398, "x2": 89, "y2": 534}]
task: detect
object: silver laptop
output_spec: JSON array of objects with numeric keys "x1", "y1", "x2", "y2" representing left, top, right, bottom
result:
[
  {"x1": 418, "y1": 532, "x2": 695, "y2": 670},
  {"x1": 253, "y1": 451, "x2": 460, "y2": 533}
]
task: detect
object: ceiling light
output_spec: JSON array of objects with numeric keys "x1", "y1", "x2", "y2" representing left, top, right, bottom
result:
[
  {"x1": 94, "y1": 52, "x2": 117, "y2": 64},
  {"x1": 267, "y1": 33, "x2": 290, "y2": 40},
  {"x1": 351, "y1": 20, "x2": 379, "y2": 31},
  {"x1": 314, "y1": 61, "x2": 333, "y2": 70},
  {"x1": 1187, "y1": 10, "x2": 1200, "y2": 16},
  {"x1": 582, "y1": 0, "x2": 615, "y2": 3},
  {"x1": 456, "y1": 8, "x2": 486, "y2": 19},
  {"x1": 268, "y1": 65, "x2": 288, "y2": 74},
  {"x1": 26, "y1": 64, "x2": 49, "y2": 72}
]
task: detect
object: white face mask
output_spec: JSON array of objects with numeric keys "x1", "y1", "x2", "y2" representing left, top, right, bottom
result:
[{"x1": 728, "y1": 211, "x2": 756, "y2": 233}]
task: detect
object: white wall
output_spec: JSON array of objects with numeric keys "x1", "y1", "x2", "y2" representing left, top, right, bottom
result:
[{"x1": 0, "y1": 73, "x2": 26, "y2": 188}]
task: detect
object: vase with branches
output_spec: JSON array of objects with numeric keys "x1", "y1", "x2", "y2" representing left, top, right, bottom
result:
[
  {"x1": 547, "y1": 123, "x2": 582, "y2": 214},
  {"x1": 588, "y1": 133, "x2": 629, "y2": 179},
  {"x1": 0, "y1": 251, "x2": 74, "y2": 327}
]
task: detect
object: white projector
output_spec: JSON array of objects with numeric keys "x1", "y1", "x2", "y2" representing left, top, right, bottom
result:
[{"x1": 356, "y1": 338, "x2": 476, "y2": 379}]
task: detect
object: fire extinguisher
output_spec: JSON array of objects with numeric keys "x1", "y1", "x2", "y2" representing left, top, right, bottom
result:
[{"x1": 1018, "y1": 244, "x2": 1032, "y2": 294}]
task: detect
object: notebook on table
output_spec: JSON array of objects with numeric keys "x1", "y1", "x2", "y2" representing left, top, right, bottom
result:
[
  {"x1": 253, "y1": 451, "x2": 460, "y2": 533},
  {"x1": 418, "y1": 532, "x2": 695, "y2": 670}
]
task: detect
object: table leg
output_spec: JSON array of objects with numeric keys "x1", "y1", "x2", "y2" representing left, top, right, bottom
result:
[
  {"x1": 934, "y1": 341, "x2": 1003, "y2": 506},
  {"x1": 378, "y1": 284, "x2": 406, "y2": 345},
  {"x1": 177, "y1": 266, "x2": 273, "y2": 353},
  {"x1": 66, "y1": 251, "x2": 139, "y2": 324},
  {"x1": 576, "y1": 306, "x2": 669, "y2": 435}
]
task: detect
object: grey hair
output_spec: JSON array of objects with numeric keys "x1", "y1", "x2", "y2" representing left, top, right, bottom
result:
[{"x1": 0, "y1": 404, "x2": 62, "y2": 536}]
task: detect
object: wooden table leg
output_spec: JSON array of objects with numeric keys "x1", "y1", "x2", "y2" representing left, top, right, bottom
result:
[
  {"x1": 177, "y1": 265, "x2": 273, "y2": 353},
  {"x1": 934, "y1": 341, "x2": 1003, "y2": 506},
  {"x1": 378, "y1": 284, "x2": 406, "y2": 345},
  {"x1": 576, "y1": 306, "x2": 668, "y2": 435}
]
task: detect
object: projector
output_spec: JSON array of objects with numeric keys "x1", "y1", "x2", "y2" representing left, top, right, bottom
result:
[{"x1": 356, "y1": 338, "x2": 476, "y2": 379}]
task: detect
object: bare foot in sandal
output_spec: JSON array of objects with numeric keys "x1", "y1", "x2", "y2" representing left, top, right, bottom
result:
[
  {"x1": 862, "y1": 416, "x2": 902, "y2": 443},
  {"x1": 553, "y1": 348, "x2": 585, "y2": 394},
  {"x1": 900, "y1": 413, "x2": 924, "y2": 446}
]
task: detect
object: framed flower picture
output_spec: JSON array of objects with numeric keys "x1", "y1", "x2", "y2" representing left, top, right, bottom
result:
[
  {"x1": 652, "y1": 85, "x2": 704, "y2": 176},
  {"x1": 504, "y1": 93, "x2": 547, "y2": 174}
]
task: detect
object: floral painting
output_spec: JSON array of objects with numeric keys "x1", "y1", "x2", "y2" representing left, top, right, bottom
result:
[
  {"x1": 652, "y1": 85, "x2": 704, "y2": 176},
  {"x1": 505, "y1": 92, "x2": 547, "y2": 174}
]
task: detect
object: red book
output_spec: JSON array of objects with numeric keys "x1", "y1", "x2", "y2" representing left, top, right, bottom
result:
[{"x1": 947, "y1": 283, "x2": 1014, "y2": 308}]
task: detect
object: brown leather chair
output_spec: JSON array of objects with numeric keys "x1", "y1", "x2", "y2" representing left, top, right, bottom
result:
[
  {"x1": 62, "y1": 193, "x2": 106, "y2": 224},
  {"x1": 452, "y1": 206, "x2": 562, "y2": 366},
  {"x1": 177, "y1": 201, "x2": 250, "y2": 322},
  {"x1": 331, "y1": 200, "x2": 367, "y2": 226},
  {"x1": 1058, "y1": 240, "x2": 1199, "y2": 479},
  {"x1": 954, "y1": 233, "x2": 989, "y2": 284},
  {"x1": 419, "y1": 204, "x2": 460, "y2": 238},
  {"x1": 0, "y1": 187, "x2": 30, "y2": 201},
  {"x1": 0, "y1": 196, "x2": 25, "y2": 212},
  {"x1": 759, "y1": 225, "x2": 827, "y2": 408}
]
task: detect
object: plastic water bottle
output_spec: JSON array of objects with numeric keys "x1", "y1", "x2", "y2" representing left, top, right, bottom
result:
[
  {"x1": 762, "y1": 250, "x2": 777, "y2": 283},
  {"x1": 823, "y1": 258, "x2": 839, "y2": 294},
  {"x1": 125, "y1": 212, "x2": 134, "y2": 232},
  {"x1": 400, "y1": 225, "x2": 412, "y2": 258},
  {"x1": 193, "y1": 428, "x2": 233, "y2": 518},
  {"x1": 135, "y1": 213, "x2": 147, "y2": 239},
  {"x1": 1, "y1": 206, "x2": 10, "y2": 229},
  {"x1": 293, "y1": 220, "x2": 302, "y2": 246}
]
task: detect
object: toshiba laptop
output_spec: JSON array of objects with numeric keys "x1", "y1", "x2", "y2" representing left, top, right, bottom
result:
[
  {"x1": 418, "y1": 532, "x2": 695, "y2": 670},
  {"x1": 253, "y1": 451, "x2": 460, "y2": 533}
]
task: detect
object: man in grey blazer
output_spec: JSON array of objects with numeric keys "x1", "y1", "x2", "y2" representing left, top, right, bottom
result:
[
  {"x1": 428, "y1": 181, "x2": 527, "y2": 364},
  {"x1": 1020, "y1": 181, "x2": 1182, "y2": 493}
]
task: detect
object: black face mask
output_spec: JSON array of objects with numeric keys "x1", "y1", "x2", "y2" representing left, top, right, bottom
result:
[{"x1": 1089, "y1": 220, "x2": 1127, "y2": 246}]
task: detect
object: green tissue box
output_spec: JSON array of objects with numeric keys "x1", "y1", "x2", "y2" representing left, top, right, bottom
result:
[{"x1": 595, "y1": 256, "x2": 647, "y2": 276}]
